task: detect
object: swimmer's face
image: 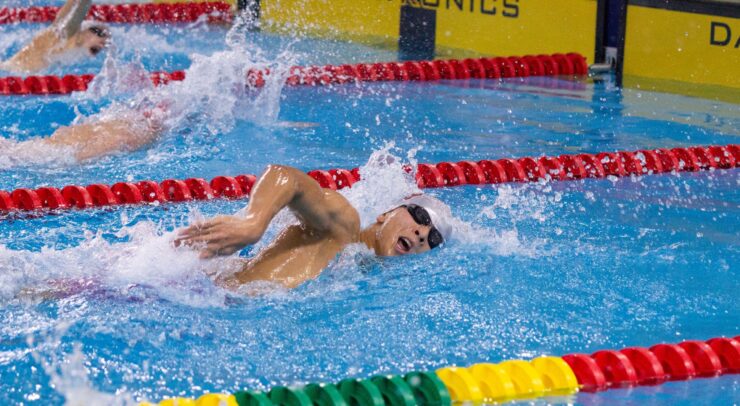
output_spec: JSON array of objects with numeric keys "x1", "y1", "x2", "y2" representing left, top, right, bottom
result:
[
  {"x1": 372, "y1": 205, "x2": 442, "y2": 256},
  {"x1": 77, "y1": 25, "x2": 110, "y2": 57}
]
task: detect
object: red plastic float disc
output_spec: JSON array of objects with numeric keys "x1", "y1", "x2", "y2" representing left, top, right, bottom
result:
[
  {"x1": 11, "y1": 189, "x2": 42, "y2": 210},
  {"x1": 688, "y1": 146, "x2": 716, "y2": 169},
  {"x1": 419, "y1": 61, "x2": 440, "y2": 81},
  {"x1": 497, "y1": 159, "x2": 527, "y2": 182},
  {"x1": 562, "y1": 353, "x2": 607, "y2": 391},
  {"x1": 479, "y1": 58, "x2": 501, "y2": 79},
  {"x1": 636, "y1": 150, "x2": 665, "y2": 173},
  {"x1": 383, "y1": 63, "x2": 405, "y2": 81},
  {"x1": 592, "y1": 350, "x2": 639, "y2": 387},
  {"x1": 552, "y1": 53, "x2": 574, "y2": 75},
  {"x1": 654, "y1": 148, "x2": 680, "y2": 172},
  {"x1": 329, "y1": 169, "x2": 356, "y2": 189},
  {"x1": 650, "y1": 344, "x2": 696, "y2": 380},
  {"x1": 35, "y1": 187, "x2": 69, "y2": 209},
  {"x1": 708, "y1": 145, "x2": 735, "y2": 168},
  {"x1": 25, "y1": 76, "x2": 49, "y2": 95},
  {"x1": 538, "y1": 156, "x2": 565, "y2": 180},
  {"x1": 491, "y1": 57, "x2": 516, "y2": 78},
  {"x1": 619, "y1": 347, "x2": 666, "y2": 384},
  {"x1": 456, "y1": 161, "x2": 486, "y2": 184},
  {"x1": 577, "y1": 154, "x2": 606, "y2": 178},
  {"x1": 86, "y1": 184, "x2": 117, "y2": 206},
  {"x1": 726, "y1": 144, "x2": 740, "y2": 163},
  {"x1": 706, "y1": 338, "x2": 740, "y2": 373},
  {"x1": 596, "y1": 152, "x2": 626, "y2": 177},
  {"x1": 402, "y1": 61, "x2": 426, "y2": 81},
  {"x1": 507, "y1": 57, "x2": 530, "y2": 77},
  {"x1": 235, "y1": 175, "x2": 257, "y2": 196},
  {"x1": 670, "y1": 147, "x2": 700, "y2": 171},
  {"x1": 209, "y1": 176, "x2": 242, "y2": 198},
  {"x1": 436, "y1": 162, "x2": 466, "y2": 186},
  {"x1": 618, "y1": 151, "x2": 644, "y2": 175},
  {"x1": 448, "y1": 60, "x2": 470, "y2": 79},
  {"x1": 111, "y1": 182, "x2": 143, "y2": 204},
  {"x1": 678, "y1": 341, "x2": 723, "y2": 377},
  {"x1": 161, "y1": 179, "x2": 192, "y2": 202},
  {"x1": 184, "y1": 178, "x2": 214, "y2": 200},
  {"x1": 136, "y1": 181, "x2": 166, "y2": 203},
  {"x1": 477, "y1": 160, "x2": 508, "y2": 184},
  {"x1": 308, "y1": 170, "x2": 338, "y2": 190},
  {"x1": 523, "y1": 55, "x2": 545, "y2": 76},
  {"x1": 0, "y1": 190, "x2": 15, "y2": 211},
  {"x1": 537, "y1": 55, "x2": 559, "y2": 76},
  {"x1": 462, "y1": 59, "x2": 486, "y2": 79},
  {"x1": 566, "y1": 53, "x2": 589, "y2": 75},
  {"x1": 415, "y1": 164, "x2": 444, "y2": 188},
  {"x1": 559, "y1": 154, "x2": 587, "y2": 179},
  {"x1": 433, "y1": 60, "x2": 455, "y2": 79},
  {"x1": 61, "y1": 185, "x2": 94, "y2": 208},
  {"x1": 517, "y1": 157, "x2": 546, "y2": 181}
]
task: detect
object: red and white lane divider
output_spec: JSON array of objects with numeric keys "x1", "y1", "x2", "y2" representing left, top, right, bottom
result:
[
  {"x1": 1, "y1": 144, "x2": 737, "y2": 216},
  {"x1": 0, "y1": 2, "x2": 232, "y2": 25},
  {"x1": 0, "y1": 52, "x2": 589, "y2": 96}
]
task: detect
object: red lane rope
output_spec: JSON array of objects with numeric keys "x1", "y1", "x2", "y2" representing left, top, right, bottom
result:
[
  {"x1": 0, "y1": 2, "x2": 232, "y2": 25},
  {"x1": 564, "y1": 336, "x2": 740, "y2": 392},
  {"x1": 0, "y1": 52, "x2": 589, "y2": 96},
  {"x1": 1, "y1": 144, "x2": 737, "y2": 216}
]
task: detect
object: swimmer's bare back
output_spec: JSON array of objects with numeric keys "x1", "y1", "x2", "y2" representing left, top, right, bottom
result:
[
  {"x1": 177, "y1": 165, "x2": 362, "y2": 290},
  {"x1": 1, "y1": 0, "x2": 93, "y2": 73}
]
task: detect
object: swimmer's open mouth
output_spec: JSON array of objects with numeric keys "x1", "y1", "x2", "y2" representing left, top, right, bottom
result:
[{"x1": 396, "y1": 236, "x2": 412, "y2": 254}]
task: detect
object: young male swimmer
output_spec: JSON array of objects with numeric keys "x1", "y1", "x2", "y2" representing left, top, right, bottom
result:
[
  {"x1": 176, "y1": 165, "x2": 452, "y2": 289},
  {"x1": 0, "y1": 0, "x2": 110, "y2": 73}
]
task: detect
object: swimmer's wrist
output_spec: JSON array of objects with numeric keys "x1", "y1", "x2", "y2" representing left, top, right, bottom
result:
[{"x1": 239, "y1": 216, "x2": 267, "y2": 245}]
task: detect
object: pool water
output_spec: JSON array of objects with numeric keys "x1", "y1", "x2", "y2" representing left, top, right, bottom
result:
[{"x1": 1, "y1": 15, "x2": 739, "y2": 406}]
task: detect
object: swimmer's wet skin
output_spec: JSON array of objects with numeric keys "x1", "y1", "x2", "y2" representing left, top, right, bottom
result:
[
  {"x1": 0, "y1": 0, "x2": 110, "y2": 73},
  {"x1": 176, "y1": 165, "x2": 448, "y2": 290}
]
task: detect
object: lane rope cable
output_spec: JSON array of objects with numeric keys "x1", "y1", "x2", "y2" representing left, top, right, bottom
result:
[
  {"x1": 0, "y1": 52, "x2": 589, "y2": 96},
  {"x1": 138, "y1": 335, "x2": 740, "y2": 405},
  {"x1": 1, "y1": 143, "x2": 737, "y2": 216},
  {"x1": 0, "y1": 1, "x2": 232, "y2": 25}
]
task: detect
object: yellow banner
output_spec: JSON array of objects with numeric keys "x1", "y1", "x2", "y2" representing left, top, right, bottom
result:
[
  {"x1": 261, "y1": 0, "x2": 400, "y2": 46},
  {"x1": 430, "y1": 0, "x2": 597, "y2": 59},
  {"x1": 624, "y1": 5, "x2": 740, "y2": 90}
]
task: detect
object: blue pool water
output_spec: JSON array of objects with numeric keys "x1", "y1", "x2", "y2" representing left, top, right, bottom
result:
[{"x1": 1, "y1": 17, "x2": 739, "y2": 405}]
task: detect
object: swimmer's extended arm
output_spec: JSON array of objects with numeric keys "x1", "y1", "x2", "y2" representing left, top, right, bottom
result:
[
  {"x1": 176, "y1": 165, "x2": 359, "y2": 259},
  {"x1": 53, "y1": 0, "x2": 93, "y2": 38}
]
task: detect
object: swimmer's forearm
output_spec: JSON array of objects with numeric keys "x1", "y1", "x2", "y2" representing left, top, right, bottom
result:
[{"x1": 55, "y1": 0, "x2": 92, "y2": 37}]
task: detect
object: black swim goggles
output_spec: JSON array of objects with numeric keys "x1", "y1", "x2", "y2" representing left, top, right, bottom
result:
[
  {"x1": 402, "y1": 204, "x2": 444, "y2": 249},
  {"x1": 89, "y1": 26, "x2": 110, "y2": 38}
]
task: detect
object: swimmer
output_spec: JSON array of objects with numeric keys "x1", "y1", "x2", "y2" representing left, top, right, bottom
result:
[
  {"x1": 0, "y1": 0, "x2": 110, "y2": 73},
  {"x1": 6, "y1": 105, "x2": 166, "y2": 163},
  {"x1": 176, "y1": 165, "x2": 452, "y2": 289}
]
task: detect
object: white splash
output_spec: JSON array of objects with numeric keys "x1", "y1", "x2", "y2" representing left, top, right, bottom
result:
[{"x1": 0, "y1": 219, "x2": 226, "y2": 307}]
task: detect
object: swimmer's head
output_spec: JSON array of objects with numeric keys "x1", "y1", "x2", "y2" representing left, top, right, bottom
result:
[
  {"x1": 366, "y1": 195, "x2": 452, "y2": 257},
  {"x1": 76, "y1": 22, "x2": 111, "y2": 57}
]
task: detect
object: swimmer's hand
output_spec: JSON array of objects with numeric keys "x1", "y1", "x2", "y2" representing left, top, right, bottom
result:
[{"x1": 175, "y1": 215, "x2": 264, "y2": 259}]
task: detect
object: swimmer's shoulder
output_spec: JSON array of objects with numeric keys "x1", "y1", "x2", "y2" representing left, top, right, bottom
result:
[{"x1": 321, "y1": 188, "x2": 362, "y2": 240}]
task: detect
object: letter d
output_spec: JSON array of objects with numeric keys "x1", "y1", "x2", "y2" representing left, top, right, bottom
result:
[{"x1": 710, "y1": 21, "x2": 731, "y2": 46}]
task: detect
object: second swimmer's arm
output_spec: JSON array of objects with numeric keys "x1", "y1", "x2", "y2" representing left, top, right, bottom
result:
[
  {"x1": 176, "y1": 165, "x2": 357, "y2": 258},
  {"x1": 54, "y1": 0, "x2": 93, "y2": 38}
]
